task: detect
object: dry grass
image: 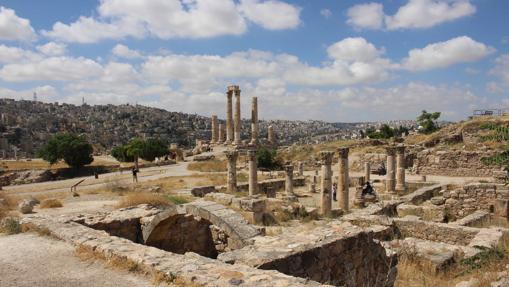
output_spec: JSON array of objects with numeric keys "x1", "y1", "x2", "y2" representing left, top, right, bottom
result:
[
  {"x1": 0, "y1": 156, "x2": 126, "y2": 171},
  {"x1": 187, "y1": 160, "x2": 227, "y2": 172},
  {"x1": 396, "y1": 238, "x2": 509, "y2": 287},
  {"x1": 0, "y1": 192, "x2": 19, "y2": 220},
  {"x1": 39, "y1": 198, "x2": 63, "y2": 209},
  {"x1": 116, "y1": 192, "x2": 175, "y2": 208},
  {"x1": 0, "y1": 217, "x2": 21, "y2": 235}
]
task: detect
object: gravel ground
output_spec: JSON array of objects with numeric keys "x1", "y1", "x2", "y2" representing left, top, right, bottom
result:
[{"x1": 0, "y1": 233, "x2": 162, "y2": 287}]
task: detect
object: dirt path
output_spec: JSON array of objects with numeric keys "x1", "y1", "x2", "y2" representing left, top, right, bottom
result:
[
  {"x1": 0, "y1": 233, "x2": 165, "y2": 287},
  {"x1": 3, "y1": 148, "x2": 226, "y2": 197}
]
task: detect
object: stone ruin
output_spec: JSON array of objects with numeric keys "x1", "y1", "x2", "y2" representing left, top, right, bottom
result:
[{"x1": 19, "y1": 142, "x2": 509, "y2": 286}]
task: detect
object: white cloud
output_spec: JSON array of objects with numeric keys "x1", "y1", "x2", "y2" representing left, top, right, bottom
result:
[
  {"x1": 43, "y1": 0, "x2": 300, "y2": 43},
  {"x1": 347, "y1": 0, "x2": 475, "y2": 30},
  {"x1": 327, "y1": 37, "x2": 384, "y2": 62},
  {"x1": 112, "y1": 44, "x2": 142, "y2": 59},
  {"x1": 401, "y1": 36, "x2": 494, "y2": 71},
  {"x1": 238, "y1": 0, "x2": 301, "y2": 30},
  {"x1": 0, "y1": 57, "x2": 103, "y2": 82},
  {"x1": 0, "y1": 45, "x2": 41, "y2": 64},
  {"x1": 386, "y1": 0, "x2": 476, "y2": 30},
  {"x1": 490, "y1": 54, "x2": 509, "y2": 86},
  {"x1": 0, "y1": 6, "x2": 36, "y2": 41},
  {"x1": 333, "y1": 82, "x2": 482, "y2": 121},
  {"x1": 42, "y1": 16, "x2": 144, "y2": 44},
  {"x1": 36, "y1": 42, "x2": 67, "y2": 56},
  {"x1": 320, "y1": 9, "x2": 332, "y2": 19},
  {"x1": 347, "y1": 3, "x2": 384, "y2": 30}
]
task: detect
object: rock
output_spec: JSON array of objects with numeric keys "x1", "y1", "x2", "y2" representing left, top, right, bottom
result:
[
  {"x1": 430, "y1": 196, "x2": 445, "y2": 205},
  {"x1": 18, "y1": 200, "x2": 33, "y2": 214},
  {"x1": 193, "y1": 155, "x2": 215, "y2": 161},
  {"x1": 455, "y1": 278, "x2": 479, "y2": 287}
]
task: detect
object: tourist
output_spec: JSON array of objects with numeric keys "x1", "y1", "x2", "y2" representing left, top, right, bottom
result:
[
  {"x1": 363, "y1": 181, "x2": 374, "y2": 196},
  {"x1": 132, "y1": 167, "x2": 139, "y2": 183},
  {"x1": 332, "y1": 183, "x2": 337, "y2": 201}
]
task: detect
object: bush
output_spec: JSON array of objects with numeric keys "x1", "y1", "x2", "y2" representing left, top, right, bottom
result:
[
  {"x1": 257, "y1": 147, "x2": 281, "y2": 170},
  {"x1": 0, "y1": 217, "x2": 21, "y2": 235},
  {"x1": 38, "y1": 133, "x2": 94, "y2": 169},
  {"x1": 116, "y1": 193, "x2": 175, "y2": 208},
  {"x1": 40, "y1": 199, "x2": 63, "y2": 209}
]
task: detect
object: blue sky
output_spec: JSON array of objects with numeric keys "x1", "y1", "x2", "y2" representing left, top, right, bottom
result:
[{"x1": 0, "y1": 0, "x2": 508, "y2": 122}]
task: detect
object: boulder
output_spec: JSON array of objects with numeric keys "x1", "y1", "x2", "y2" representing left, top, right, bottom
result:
[{"x1": 18, "y1": 200, "x2": 33, "y2": 214}]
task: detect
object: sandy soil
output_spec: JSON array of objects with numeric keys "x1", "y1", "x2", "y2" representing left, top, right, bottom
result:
[{"x1": 0, "y1": 233, "x2": 164, "y2": 287}]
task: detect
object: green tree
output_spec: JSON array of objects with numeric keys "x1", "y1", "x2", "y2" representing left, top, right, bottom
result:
[
  {"x1": 417, "y1": 110, "x2": 441, "y2": 134},
  {"x1": 38, "y1": 133, "x2": 93, "y2": 169},
  {"x1": 140, "y1": 138, "x2": 168, "y2": 162},
  {"x1": 256, "y1": 147, "x2": 280, "y2": 170},
  {"x1": 366, "y1": 124, "x2": 395, "y2": 139},
  {"x1": 113, "y1": 138, "x2": 169, "y2": 169},
  {"x1": 111, "y1": 145, "x2": 134, "y2": 163}
]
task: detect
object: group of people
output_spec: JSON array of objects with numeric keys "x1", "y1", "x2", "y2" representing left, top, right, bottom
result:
[{"x1": 332, "y1": 181, "x2": 375, "y2": 201}]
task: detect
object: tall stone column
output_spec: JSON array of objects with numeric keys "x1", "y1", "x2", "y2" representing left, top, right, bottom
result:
[
  {"x1": 248, "y1": 150, "x2": 258, "y2": 196},
  {"x1": 234, "y1": 87, "x2": 241, "y2": 145},
  {"x1": 364, "y1": 161, "x2": 371, "y2": 182},
  {"x1": 224, "y1": 150, "x2": 238, "y2": 193},
  {"x1": 211, "y1": 115, "x2": 218, "y2": 144},
  {"x1": 297, "y1": 161, "x2": 304, "y2": 176},
  {"x1": 396, "y1": 145, "x2": 406, "y2": 192},
  {"x1": 385, "y1": 147, "x2": 396, "y2": 194},
  {"x1": 218, "y1": 123, "x2": 224, "y2": 144},
  {"x1": 284, "y1": 165, "x2": 294, "y2": 195},
  {"x1": 250, "y1": 97, "x2": 258, "y2": 145},
  {"x1": 337, "y1": 148, "x2": 350, "y2": 211},
  {"x1": 268, "y1": 125, "x2": 275, "y2": 144},
  {"x1": 226, "y1": 87, "x2": 234, "y2": 144},
  {"x1": 320, "y1": 151, "x2": 334, "y2": 216}
]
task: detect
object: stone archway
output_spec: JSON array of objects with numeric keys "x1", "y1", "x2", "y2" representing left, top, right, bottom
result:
[{"x1": 145, "y1": 213, "x2": 219, "y2": 258}]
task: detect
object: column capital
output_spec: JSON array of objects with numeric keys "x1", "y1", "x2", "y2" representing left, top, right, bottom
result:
[
  {"x1": 224, "y1": 150, "x2": 238, "y2": 160},
  {"x1": 395, "y1": 145, "x2": 406, "y2": 154},
  {"x1": 386, "y1": 146, "x2": 397, "y2": 156},
  {"x1": 319, "y1": 151, "x2": 334, "y2": 165},
  {"x1": 227, "y1": 85, "x2": 239, "y2": 92},
  {"x1": 337, "y1": 147, "x2": 349, "y2": 158},
  {"x1": 284, "y1": 165, "x2": 294, "y2": 174}
]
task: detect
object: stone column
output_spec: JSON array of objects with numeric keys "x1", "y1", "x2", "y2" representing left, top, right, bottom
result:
[
  {"x1": 320, "y1": 151, "x2": 334, "y2": 216},
  {"x1": 337, "y1": 148, "x2": 350, "y2": 212},
  {"x1": 248, "y1": 150, "x2": 258, "y2": 196},
  {"x1": 364, "y1": 161, "x2": 371, "y2": 183},
  {"x1": 297, "y1": 161, "x2": 304, "y2": 176},
  {"x1": 385, "y1": 147, "x2": 396, "y2": 194},
  {"x1": 234, "y1": 87, "x2": 241, "y2": 145},
  {"x1": 224, "y1": 150, "x2": 238, "y2": 193},
  {"x1": 284, "y1": 165, "x2": 294, "y2": 195},
  {"x1": 211, "y1": 115, "x2": 218, "y2": 144},
  {"x1": 226, "y1": 87, "x2": 234, "y2": 144},
  {"x1": 218, "y1": 123, "x2": 224, "y2": 144},
  {"x1": 268, "y1": 125, "x2": 275, "y2": 144},
  {"x1": 250, "y1": 97, "x2": 258, "y2": 145},
  {"x1": 396, "y1": 145, "x2": 406, "y2": 192}
]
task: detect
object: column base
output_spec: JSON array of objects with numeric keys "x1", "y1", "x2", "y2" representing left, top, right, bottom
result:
[{"x1": 396, "y1": 184, "x2": 407, "y2": 192}]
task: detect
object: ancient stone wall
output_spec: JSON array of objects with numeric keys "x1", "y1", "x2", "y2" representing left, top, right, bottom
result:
[
  {"x1": 411, "y1": 150, "x2": 502, "y2": 177},
  {"x1": 442, "y1": 183, "x2": 509, "y2": 220},
  {"x1": 218, "y1": 224, "x2": 397, "y2": 287}
]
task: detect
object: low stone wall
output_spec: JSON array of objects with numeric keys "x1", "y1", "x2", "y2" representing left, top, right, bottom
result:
[
  {"x1": 442, "y1": 183, "x2": 509, "y2": 220},
  {"x1": 21, "y1": 216, "x2": 327, "y2": 287},
  {"x1": 218, "y1": 222, "x2": 397, "y2": 287},
  {"x1": 400, "y1": 184, "x2": 444, "y2": 205},
  {"x1": 451, "y1": 210, "x2": 491, "y2": 227},
  {"x1": 411, "y1": 149, "x2": 501, "y2": 177},
  {"x1": 394, "y1": 216, "x2": 479, "y2": 246}
]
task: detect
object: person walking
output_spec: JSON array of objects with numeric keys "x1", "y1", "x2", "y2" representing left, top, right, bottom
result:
[{"x1": 332, "y1": 183, "x2": 338, "y2": 201}]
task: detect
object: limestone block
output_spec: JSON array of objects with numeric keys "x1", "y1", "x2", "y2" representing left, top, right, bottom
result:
[
  {"x1": 240, "y1": 211, "x2": 264, "y2": 225},
  {"x1": 495, "y1": 199, "x2": 509, "y2": 218},
  {"x1": 239, "y1": 198, "x2": 266, "y2": 213}
]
